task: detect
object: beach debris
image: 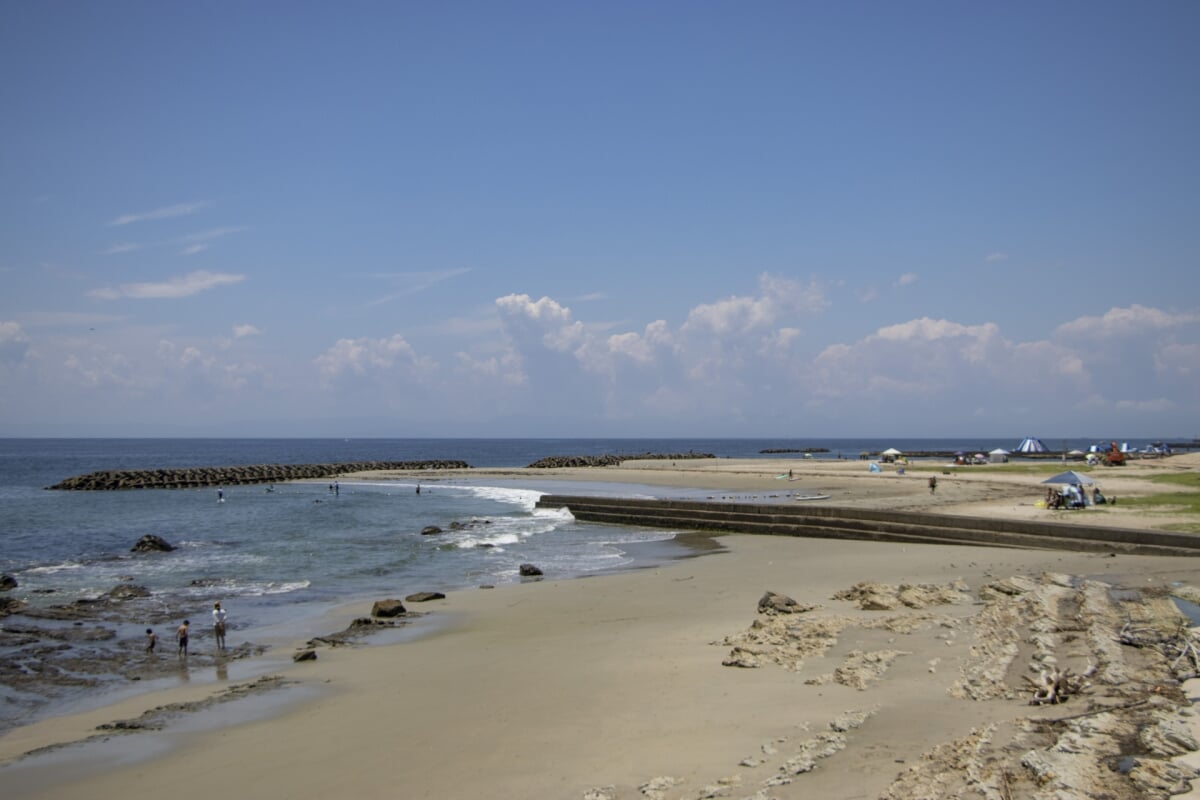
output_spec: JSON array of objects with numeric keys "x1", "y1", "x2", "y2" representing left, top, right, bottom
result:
[
  {"x1": 834, "y1": 649, "x2": 910, "y2": 690},
  {"x1": 638, "y1": 775, "x2": 682, "y2": 799},
  {"x1": 371, "y1": 599, "x2": 407, "y2": 617},
  {"x1": 0, "y1": 574, "x2": 17, "y2": 591},
  {"x1": 405, "y1": 591, "x2": 446, "y2": 603},
  {"x1": 1118, "y1": 619, "x2": 1200, "y2": 679},
  {"x1": 722, "y1": 647, "x2": 763, "y2": 668},
  {"x1": 832, "y1": 580, "x2": 969, "y2": 611},
  {"x1": 130, "y1": 534, "x2": 174, "y2": 553},
  {"x1": 581, "y1": 786, "x2": 616, "y2": 800},
  {"x1": 519, "y1": 563, "x2": 544, "y2": 577},
  {"x1": 293, "y1": 649, "x2": 317, "y2": 662},
  {"x1": 1023, "y1": 664, "x2": 1094, "y2": 704}
]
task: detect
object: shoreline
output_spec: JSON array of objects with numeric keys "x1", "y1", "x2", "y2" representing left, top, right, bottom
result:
[{"x1": 3, "y1": 454, "x2": 1200, "y2": 799}]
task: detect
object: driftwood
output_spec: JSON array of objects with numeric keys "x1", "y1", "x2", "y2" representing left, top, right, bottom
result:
[
  {"x1": 1024, "y1": 664, "x2": 1095, "y2": 705},
  {"x1": 1118, "y1": 620, "x2": 1200, "y2": 678}
]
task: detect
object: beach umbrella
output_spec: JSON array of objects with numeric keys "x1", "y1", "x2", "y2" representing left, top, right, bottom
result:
[{"x1": 1041, "y1": 470, "x2": 1095, "y2": 486}]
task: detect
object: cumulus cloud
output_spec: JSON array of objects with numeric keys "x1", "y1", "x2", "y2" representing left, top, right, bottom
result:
[
  {"x1": 314, "y1": 334, "x2": 433, "y2": 381},
  {"x1": 110, "y1": 202, "x2": 206, "y2": 226},
  {"x1": 88, "y1": 270, "x2": 246, "y2": 300}
]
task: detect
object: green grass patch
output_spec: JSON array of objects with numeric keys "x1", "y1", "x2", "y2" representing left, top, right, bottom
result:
[
  {"x1": 1147, "y1": 472, "x2": 1200, "y2": 489},
  {"x1": 1119, "y1": 492, "x2": 1200, "y2": 515},
  {"x1": 904, "y1": 463, "x2": 1099, "y2": 476}
]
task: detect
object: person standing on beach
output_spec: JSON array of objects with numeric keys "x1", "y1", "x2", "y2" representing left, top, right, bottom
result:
[
  {"x1": 176, "y1": 620, "x2": 190, "y2": 657},
  {"x1": 928, "y1": 476, "x2": 937, "y2": 494},
  {"x1": 212, "y1": 601, "x2": 227, "y2": 651},
  {"x1": 145, "y1": 628, "x2": 157, "y2": 653}
]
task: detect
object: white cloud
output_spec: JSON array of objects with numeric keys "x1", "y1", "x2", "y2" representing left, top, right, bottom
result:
[
  {"x1": 233, "y1": 324, "x2": 262, "y2": 338},
  {"x1": 984, "y1": 252, "x2": 1008, "y2": 262},
  {"x1": 314, "y1": 334, "x2": 433, "y2": 381},
  {"x1": 104, "y1": 243, "x2": 142, "y2": 255},
  {"x1": 365, "y1": 268, "x2": 472, "y2": 307},
  {"x1": 895, "y1": 272, "x2": 918, "y2": 287},
  {"x1": 110, "y1": 202, "x2": 206, "y2": 226},
  {"x1": 180, "y1": 244, "x2": 208, "y2": 256},
  {"x1": 0, "y1": 321, "x2": 32, "y2": 364},
  {"x1": 1115, "y1": 398, "x2": 1176, "y2": 413},
  {"x1": 1056, "y1": 304, "x2": 1200, "y2": 338},
  {"x1": 88, "y1": 270, "x2": 246, "y2": 300}
]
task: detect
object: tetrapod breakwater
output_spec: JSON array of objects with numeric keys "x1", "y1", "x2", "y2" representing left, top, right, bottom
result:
[{"x1": 47, "y1": 461, "x2": 470, "y2": 490}]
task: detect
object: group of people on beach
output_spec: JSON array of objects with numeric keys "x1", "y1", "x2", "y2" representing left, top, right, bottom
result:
[{"x1": 144, "y1": 601, "x2": 228, "y2": 657}]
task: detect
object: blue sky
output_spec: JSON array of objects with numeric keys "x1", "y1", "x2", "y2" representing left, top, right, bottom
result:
[{"x1": 2, "y1": 2, "x2": 1197, "y2": 438}]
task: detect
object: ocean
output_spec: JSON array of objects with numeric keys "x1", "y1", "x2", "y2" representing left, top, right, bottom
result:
[{"x1": 0, "y1": 436, "x2": 1175, "y2": 731}]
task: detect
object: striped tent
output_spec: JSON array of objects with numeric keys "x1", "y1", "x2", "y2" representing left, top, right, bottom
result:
[{"x1": 1015, "y1": 437, "x2": 1048, "y2": 453}]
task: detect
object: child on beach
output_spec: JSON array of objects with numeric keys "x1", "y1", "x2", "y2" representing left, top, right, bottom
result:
[
  {"x1": 176, "y1": 620, "x2": 190, "y2": 657},
  {"x1": 145, "y1": 628, "x2": 157, "y2": 653},
  {"x1": 212, "y1": 601, "x2": 227, "y2": 651}
]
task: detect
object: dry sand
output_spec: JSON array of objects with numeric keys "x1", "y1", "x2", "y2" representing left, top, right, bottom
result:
[{"x1": 4, "y1": 453, "x2": 1200, "y2": 799}]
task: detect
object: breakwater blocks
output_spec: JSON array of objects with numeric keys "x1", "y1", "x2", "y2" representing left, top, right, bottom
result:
[
  {"x1": 48, "y1": 461, "x2": 470, "y2": 491},
  {"x1": 525, "y1": 452, "x2": 715, "y2": 468}
]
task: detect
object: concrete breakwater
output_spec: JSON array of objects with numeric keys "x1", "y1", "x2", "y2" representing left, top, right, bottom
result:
[
  {"x1": 535, "y1": 494, "x2": 1200, "y2": 556},
  {"x1": 525, "y1": 452, "x2": 714, "y2": 468},
  {"x1": 47, "y1": 461, "x2": 470, "y2": 491}
]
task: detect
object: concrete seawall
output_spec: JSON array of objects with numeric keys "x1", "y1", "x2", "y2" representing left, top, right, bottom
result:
[{"x1": 535, "y1": 494, "x2": 1200, "y2": 556}]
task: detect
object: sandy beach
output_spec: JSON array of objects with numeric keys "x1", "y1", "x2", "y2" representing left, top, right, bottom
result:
[{"x1": 4, "y1": 453, "x2": 1200, "y2": 799}]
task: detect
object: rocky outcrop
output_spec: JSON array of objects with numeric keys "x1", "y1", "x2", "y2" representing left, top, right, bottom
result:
[
  {"x1": 404, "y1": 592, "x2": 446, "y2": 603},
  {"x1": 525, "y1": 452, "x2": 714, "y2": 468},
  {"x1": 519, "y1": 564, "x2": 543, "y2": 577},
  {"x1": 371, "y1": 599, "x2": 406, "y2": 618},
  {"x1": 48, "y1": 460, "x2": 472, "y2": 491},
  {"x1": 0, "y1": 574, "x2": 17, "y2": 591},
  {"x1": 420, "y1": 526, "x2": 442, "y2": 536},
  {"x1": 131, "y1": 535, "x2": 175, "y2": 553}
]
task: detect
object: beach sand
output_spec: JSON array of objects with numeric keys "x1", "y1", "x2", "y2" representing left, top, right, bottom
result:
[{"x1": 4, "y1": 454, "x2": 1200, "y2": 799}]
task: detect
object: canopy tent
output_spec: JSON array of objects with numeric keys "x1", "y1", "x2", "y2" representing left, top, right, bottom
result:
[
  {"x1": 1015, "y1": 437, "x2": 1048, "y2": 453},
  {"x1": 881, "y1": 447, "x2": 903, "y2": 456},
  {"x1": 1042, "y1": 470, "x2": 1095, "y2": 486},
  {"x1": 989, "y1": 447, "x2": 1010, "y2": 464}
]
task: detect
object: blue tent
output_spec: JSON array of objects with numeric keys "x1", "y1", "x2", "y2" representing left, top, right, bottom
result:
[{"x1": 1015, "y1": 437, "x2": 1048, "y2": 453}]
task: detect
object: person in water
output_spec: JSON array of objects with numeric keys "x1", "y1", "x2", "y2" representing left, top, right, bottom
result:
[
  {"x1": 145, "y1": 628, "x2": 157, "y2": 653},
  {"x1": 212, "y1": 601, "x2": 227, "y2": 651},
  {"x1": 176, "y1": 620, "x2": 190, "y2": 657}
]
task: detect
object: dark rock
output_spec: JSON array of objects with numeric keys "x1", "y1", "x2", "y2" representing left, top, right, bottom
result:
[
  {"x1": 293, "y1": 649, "x2": 318, "y2": 662},
  {"x1": 519, "y1": 563, "x2": 543, "y2": 577},
  {"x1": 404, "y1": 591, "x2": 446, "y2": 603},
  {"x1": 0, "y1": 574, "x2": 18, "y2": 591},
  {"x1": 758, "y1": 590, "x2": 801, "y2": 614},
  {"x1": 371, "y1": 599, "x2": 407, "y2": 618},
  {"x1": 421, "y1": 526, "x2": 443, "y2": 536},
  {"x1": 131, "y1": 534, "x2": 174, "y2": 553},
  {"x1": 103, "y1": 584, "x2": 151, "y2": 602},
  {"x1": 1, "y1": 596, "x2": 26, "y2": 617}
]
